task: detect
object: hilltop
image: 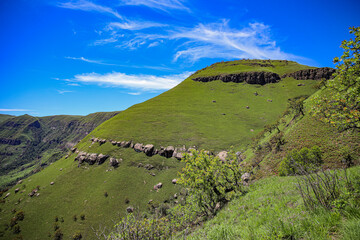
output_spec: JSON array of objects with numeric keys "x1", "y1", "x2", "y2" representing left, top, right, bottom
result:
[
  {"x1": 0, "y1": 59, "x2": 353, "y2": 240},
  {"x1": 0, "y1": 112, "x2": 119, "y2": 187}
]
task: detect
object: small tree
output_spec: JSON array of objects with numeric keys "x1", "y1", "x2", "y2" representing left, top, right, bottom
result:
[
  {"x1": 178, "y1": 149, "x2": 243, "y2": 216},
  {"x1": 311, "y1": 27, "x2": 360, "y2": 130}
]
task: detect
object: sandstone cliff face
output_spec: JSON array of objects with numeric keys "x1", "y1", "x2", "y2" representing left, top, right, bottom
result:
[
  {"x1": 192, "y1": 71, "x2": 281, "y2": 85},
  {"x1": 281, "y1": 67, "x2": 335, "y2": 80}
]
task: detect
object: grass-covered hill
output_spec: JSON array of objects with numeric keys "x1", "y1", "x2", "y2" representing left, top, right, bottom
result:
[
  {"x1": 0, "y1": 112, "x2": 119, "y2": 187},
  {"x1": 0, "y1": 59, "x2": 347, "y2": 239},
  {"x1": 0, "y1": 114, "x2": 14, "y2": 124}
]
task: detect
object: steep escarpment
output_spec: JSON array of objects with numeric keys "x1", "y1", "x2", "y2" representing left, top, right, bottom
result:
[
  {"x1": 192, "y1": 71, "x2": 281, "y2": 85},
  {"x1": 281, "y1": 67, "x2": 335, "y2": 80}
]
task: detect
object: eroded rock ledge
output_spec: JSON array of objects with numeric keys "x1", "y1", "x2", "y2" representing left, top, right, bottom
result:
[
  {"x1": 281, "y1": 67, "x2": 335, "y2": 80},
  {"x1": 192, "y1": 71, "x2": 281, "y2": 85}
]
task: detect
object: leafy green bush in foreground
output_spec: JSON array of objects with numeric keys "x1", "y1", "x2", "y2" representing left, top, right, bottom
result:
[{"x1": 279, "y1": 146, "x2": 322, "y2": 176}]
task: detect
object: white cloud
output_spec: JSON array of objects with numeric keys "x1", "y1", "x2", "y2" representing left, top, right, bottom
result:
[
  {"x1": 170, "y1": 21, "x2": 300, "y2": 62},
  {"x1": 107, "y1": 21, "x2": 167, "y2": 31},
  {"x1": 0, "y1": 109, "x2": 32, "y2": 112},
  {"x1": 120, "y1": 0, "x2": 189, "y2": 12},
  {"x1": 128, "y1": 92, "x2": 142, "y2": 95},
  {"x1": 65, "y1": 56, "x2": 107, "y2": 64},
  {"x1": 71, "y1": 71, "x2": 192, "y2": 91},
  {"x1": 57, "y1": 90, "x2": 73, "y2": 94},
  {"x1": 58, "y1": 0, "x2": 123, "y2": 19},
  {"x1": 67, "y1": 83, "x2": 81, "y2": 86}
]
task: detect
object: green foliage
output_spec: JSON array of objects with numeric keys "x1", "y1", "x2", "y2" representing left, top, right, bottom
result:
[
  {"x1": 72, "y1": 231, "x2": 82, "y2": 240},
  {"x1": 178, "y1": 149, "x2": 243, "y2": 216},
  {"x1": 53, "y1": 229, "x2": 63, "y2": 240},
  {"x1": 311, "y1": 27, "x2": 360, "y2": 130},
  {"x1": 108, "y1": 214, "x2": 173, "y2": 240},
  {"x1": 288, "y1": 96, "x2": 307, "y2": 117},
  {"x1": 12, "y1": 224, "x2": 21, "y2": 234},
  {"x1": 185, "y1": 167, "x2": 360, "y2": 240},
  {"x1": 279, "y1": 146, "x2": 322, "y2": 176},
  {"x1": 14, "y1": 211, "x2": 24, "y2": 221}
]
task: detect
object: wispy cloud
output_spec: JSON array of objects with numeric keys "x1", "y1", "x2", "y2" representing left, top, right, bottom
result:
[
  {"x1": 120, "y1": 0, "x2": 189, "y2": 12},
  {"x1": 58, "y1": 0, "x2": 123, "y2": 19},
  {"x1": 65, "y1": 56, "x2": 110, "y2": 65},
  {"x1": 107, "y1": 21, "x2": 167, "y2": 31},
  {"x1": 0, "y1": 109, "x2": 32, "y2": 112},
  {"x1": 57, "y1": 90, "x2": 73, "y2": 94},
  {"x1": 128, "y1": 92, "x2": 142, "y2": 95},
  {"x1": 115, "y1": 20, "x2": 302, "y2": 62},
  {"x1": 71, "y1": 71, "x2": 192, "y2": 91}
]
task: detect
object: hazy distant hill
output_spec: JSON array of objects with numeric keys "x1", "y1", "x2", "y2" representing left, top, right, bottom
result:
[{"x1": 0, "y1": 111, "x2": 119, "y2": 187}]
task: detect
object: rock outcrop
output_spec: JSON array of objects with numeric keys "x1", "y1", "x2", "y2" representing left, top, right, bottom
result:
[
  {"x1": 75, "y1": 151, "x2": 109, "y2": 166},
  {"x1": 193, "y1": 71, "x2": 281, "y2": 85},
  {"x1": 281, "y1": 67, "x2": 335, "y2": 80}
]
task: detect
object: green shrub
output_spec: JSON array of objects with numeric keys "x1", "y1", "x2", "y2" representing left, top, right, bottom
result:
[
  {"x1": 54, "y1": 229, "x2": 63, "y2": 240},
  {"x1": 72, "y1": 215, "x2": 77, "y2": 222},
  {"x1": 12, "y1": 225, "x2": 21, "y2": 234},
  {"x1": 14, "y1": 211, "x2": 24, "y2": 221},
  {"x1": 178, "y1": 149, "x2": 244, "y2": 216},
  {"x1": 80, "y1": 214, "x2": 85, "y2": 221},
  {"x1": 279, "y1": 146, "x2": 322, "y2": 176},
  {"x1": 72, "y1": 231, "x2": 82, "y2": 240}
]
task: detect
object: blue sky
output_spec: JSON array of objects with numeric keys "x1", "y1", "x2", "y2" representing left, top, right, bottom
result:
[{"x1": 0, "y1": 0, "x2": 359, "y2": 116}]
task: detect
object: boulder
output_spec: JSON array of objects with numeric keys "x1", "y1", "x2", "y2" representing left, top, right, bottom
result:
[
  {"x1": 143, "y1": 144, "x2": 155, "y2": 156},
  {"x1": 88, "y1": 153, "x2": 98, "y2": 164},
  {"x1": 144, "y1": 164, "x2": 154, "y2": 170},
  {"x1": 241, "y1": 172, "x2": 251, "y2": 182},
  {"x1": 111, "y1": 140, "x2": 117, "y2": 145},
  {"x1": 50, "y1": 182, "x2": 54, "y2": 185},
  {"x1": 99, "y1": 139, "x2": 106, "y2": 145},
  {"x1": 172, "y1": 179, "x2": 177, "y2": 184},
  {"x1": 134, "y1": 143, "x2": 144, "y2": 152},
  {"x1": 163, "y1": 146, "x2": 175, "y2": 158},
  {"x1": 15, "y1": 188, "x2": 20, "y2": 193},
  {"x1": 123, "y1": 141, "x2": 131, "y2": 148},
  {"x1": 16, "y1": 180, "x2": 23, "y2": 185},
  {"x1": 4, "y1": 192, "x2": 10, "y2": 199},
  {"x1": 71, "y1": 147, "x2": 77, "y2": 153},
  {"x1": 173, "y1": 152, "x2": 184, "y2": 160},
  {"x1": 97, "y1": 154, "x2": 109, "y2": 165},
  {"x1": 217, "y1": 151, "x2": 228, "y2": 162},
  {"x1": 154, "y1": 182, "x2": 163, "y2": 190},
  {"x1": 109, "y1": 158, "x2": 119, "y2": 167},
  {"x1": 116, "y1": 141, "x2": 122, "y2": 147},
  {"x1": 126, "y1": 207, "x2": 134, "y2": 213},
  {"x1": 246, "y1": 106, "x2": 250, "y2": 109},
  {"x1": 120, "y1": 141, "x2": 126, "y2": 147}
]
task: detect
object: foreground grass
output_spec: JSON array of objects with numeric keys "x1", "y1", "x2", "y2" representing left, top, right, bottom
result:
[{"x1": 185, "y1": 166, "x2": 360, "y2": 240}]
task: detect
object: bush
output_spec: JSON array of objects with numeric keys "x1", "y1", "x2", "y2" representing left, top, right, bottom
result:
[
  {"x1": 279, "y1": 146, "x2": 322, "y2": 176},
  {"x1": 108, "y1": 214, "x2": 172, "y2": 240},
  {"x1": 178, "y1": 149, "x2": 244, "y2": 216},
  {"x1": 73, "y1": 215, "x2": 77, "y2": 222},
  {"x1": 72, "y1": 231, "x2": 82, "y2": 240},
  {"x1": 80, "y1": 214, "x2": 85, "y2": 221},
  {"x1": 15, "y1": 211, "x2": 24, "y2": 221},
  {"x1": 54, "y1": 229, "x2": 63, "y2": 240},
  {"x1": 12, "y1": 225, "x2": 21, "y2": 234},
  {"x1": 104, "y1": 192, "x2": 108, "y2": 197}
]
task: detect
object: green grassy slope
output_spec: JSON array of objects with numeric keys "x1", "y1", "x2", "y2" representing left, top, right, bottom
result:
[
  {"x1": 89, "y1": 60, "x2": 317, "y2": 152},
  {"x1": 0, "y1": 114, "x2": 14, "y2": 123},
  {"x1": 0, "y1": 60, "x2": 323, "y2": 239},
  {"x1": 248, "y1": 88, "x2": 360, "y2": 177},
  {"x1": 0, "y1": 112, "x2": 119, "y2": 187},
  {"x1": 185, "y1": 166, "x2": 360, "y2": 240}
]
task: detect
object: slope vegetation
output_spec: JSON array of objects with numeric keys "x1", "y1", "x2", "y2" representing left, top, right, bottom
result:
[{"x1": 0, "y1": 60, "x2": 327, "y2": 239}]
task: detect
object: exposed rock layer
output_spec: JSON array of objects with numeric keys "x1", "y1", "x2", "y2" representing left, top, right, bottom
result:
[
  {"x1": 192, "y1": 71, "x2": 281, "y2": 85},
  {"x1": 281, "y1": 67, "x2": 335, "y2": 80}
]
